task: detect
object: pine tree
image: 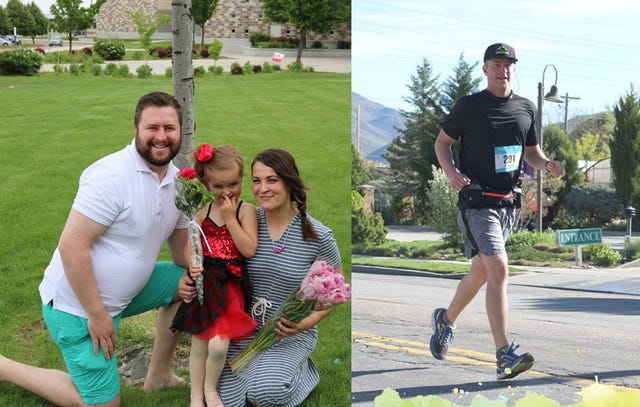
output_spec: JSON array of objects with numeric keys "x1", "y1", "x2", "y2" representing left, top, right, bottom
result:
[{"x1": 611, "y1": 87, "x2": 640, "y2": 206}]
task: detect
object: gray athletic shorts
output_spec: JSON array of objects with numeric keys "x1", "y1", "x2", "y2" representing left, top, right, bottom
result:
[{"x1": 457, "y1": 207, "x2": 517, "y2": 258}]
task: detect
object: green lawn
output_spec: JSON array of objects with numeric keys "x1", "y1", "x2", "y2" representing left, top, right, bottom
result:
[{"x1": 0, "y1": 72, "x2": 351, "y2": 406}]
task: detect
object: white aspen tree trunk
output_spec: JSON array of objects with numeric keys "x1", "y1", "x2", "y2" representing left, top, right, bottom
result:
[{"x1": 172, "y1": 0, "x2": 195, "y2": 169}]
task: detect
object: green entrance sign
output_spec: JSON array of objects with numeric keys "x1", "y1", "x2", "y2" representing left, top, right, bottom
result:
[{"x1": 556, "y1": 228, "x2": 603, "y2": 247}]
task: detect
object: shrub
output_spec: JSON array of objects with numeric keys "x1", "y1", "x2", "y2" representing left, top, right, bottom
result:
[
  {"x1": 193, "y1": 66, "x2": 205, "y2": 77},
  {"x1": 199, "y1": 47, "x2": 209, "y2": 58},
  {"x1": 208, "y1": 39, "x2": 222, "y2": 61},
  {"x1": 81, "y1": 47, "x2": 92, "y2": 56},
  {"x1": 312, "y1": 40, "x2": 322, "y2": 49},
  {"x1": 351, "y1": 191, "x2": 386, "y2": 246},
  {"x1": 34, "y1": 47, "x2": 45, "y2": 55},
  {"x1": 584, "y1": 243, "x2": 621, "y2": 267},
  {"x1": 230, "y1": 62, "x2": 242, "y2": 75},
  {"x1": 69, "y1": 63, "x2": 81, "y2": 76},
  {"x1": 207, "y1": 65, "x2": 223, "y2": 76},
  {"x1": 424, "y1": 165, "x2": 461, "y2": 247},
  {"x1": 93, "y1": 39, "x2": 126, "y2": 60},
  {"x1": 262, "y1": 61, "x2": 273, "y2": 73},
  {"x1": 164, "y1": 67, "x2": 172, "y2": 78},
  {"x1": 249, "y1": 31, "x2": 270, "y2": 46},
  {"x1": 90, "y1": 63, "x2": 102, "y2": 76},
  {"x1": 104, "y1": 62, "x2": 118, "y2": 75},
  {"x1": 53, "y1": 63, "x2": 65, "y2": 74},
  {"x1": 113, "y1": 64, "x2": 131, "y2": 78},
  {"x1": 252, "y1": 64, "x2": 262, "y2": 73},
  {"x1": 0, "y1": 48, "x2": 43, "y2": 76},
  {"x1": 242, "y1": 62, "x2": 253, "y2": 75},
  {"x1": 132, "y1": 50, "x2": 144, "y2": 60},
  {"x1": 564, "y1": 184, "x2": 623, "y2": 227},
  {"x1": 622, "y1": 237, "x2": 640, "y2": 262},
  {"x1": 136, "y1": 64, "x2": 153, "y2": 79}
]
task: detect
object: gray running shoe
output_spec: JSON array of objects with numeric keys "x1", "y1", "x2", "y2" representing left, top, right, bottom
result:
[
  {"x1": 429, "y1": 307, "x2": 455, "y2": 360},
  {"x1": 496, "y1": 342, "x2": 534, "y2": 380}
]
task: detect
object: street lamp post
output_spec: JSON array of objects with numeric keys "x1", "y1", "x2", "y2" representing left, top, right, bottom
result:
[
  {"x1": 536, "y1": 64, "x2": 563, "y2": 233},
  {"x1": 562, "y1": 92, "x2": 581, "y2": 134}
]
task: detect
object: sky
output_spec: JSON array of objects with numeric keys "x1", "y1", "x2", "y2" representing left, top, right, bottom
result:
[
  {"x1": 352, "y1": 0, "x2": 640, "y2": 122},
  {"x1": 0, "y1": 0, "x2": 92, "y2": 14}
]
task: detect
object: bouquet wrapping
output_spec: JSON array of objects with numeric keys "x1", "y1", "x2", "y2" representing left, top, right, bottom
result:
[
  {"x1": 229, "y1": 260, "x2": 351, "y2": 372},
  {"x1": 174, "y1": 167, "x2": 216, "y2": 305}
]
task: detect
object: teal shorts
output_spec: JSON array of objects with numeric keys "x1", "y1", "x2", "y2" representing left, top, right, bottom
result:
[{"x1": 42, "y1": 261, "x2": 184, "y2": 404}]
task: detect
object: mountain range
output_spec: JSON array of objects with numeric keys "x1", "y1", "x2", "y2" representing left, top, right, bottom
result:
[{"x1": 351, "y1": 92, "x2": 405, "y2": 164}]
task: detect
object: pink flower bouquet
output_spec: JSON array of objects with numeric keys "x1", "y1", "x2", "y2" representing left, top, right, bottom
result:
[{"x1": 229, "y1": 260, "x2": 351, "y2": 372}]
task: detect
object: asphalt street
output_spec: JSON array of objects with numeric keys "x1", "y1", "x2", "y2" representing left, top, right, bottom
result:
[{"x1": 353, "y1": 226, "x2": 640, "y2": 406}]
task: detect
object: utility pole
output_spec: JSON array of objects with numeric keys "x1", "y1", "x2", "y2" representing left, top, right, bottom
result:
[{"x1": 562, "y1": 92, "x2": 581, "y2": 134}]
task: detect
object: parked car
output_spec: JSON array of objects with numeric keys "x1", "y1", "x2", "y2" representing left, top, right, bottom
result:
[
  {"x1": 1, "y1": 36, "x2": 14, "y2": 46},
  {"x1": 48, "y1": 36, "x2": 63, "y2": 46}
]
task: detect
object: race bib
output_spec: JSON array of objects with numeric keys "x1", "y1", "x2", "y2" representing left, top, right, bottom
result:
[{"x1": 494, "y1": 145, "x2": 522, "y2": 173}]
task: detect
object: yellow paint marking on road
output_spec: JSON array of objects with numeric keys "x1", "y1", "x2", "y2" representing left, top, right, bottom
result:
[{"x1": 352, "y1": 331, "x2": 592, "y2": 384}]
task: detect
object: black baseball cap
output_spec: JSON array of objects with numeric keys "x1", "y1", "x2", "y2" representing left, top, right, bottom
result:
[{"x1": 484, "y1": 43, "x2": 517, "y2": 62}]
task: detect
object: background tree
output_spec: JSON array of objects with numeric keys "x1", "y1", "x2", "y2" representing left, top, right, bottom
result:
[
  {"x1": 610, "y1": 87, "x2": 640, "y2": 206},
  {"x1": 172, "y1": 0, "x2": 195, "y2": 168},
  {"x1": 50, "y1": 0, "x2": 104, "y2": 52},
  {"x1": 262, "y1": 0, "x2": 350, "y2": 63},
  {"x1": 440, "y1": 53, "x2": 481, "y2": 112},
  {"x1": 351, "y1": 144, "x2": 370, "y2": 190},
  {"x1": 542, "y1": 124, "x2": 581, "y2": 210},
  {"x1": 425, "y1": 165, "x2": 461, "y2": 247},
  {"x1": 575, "y1": 132, "x2": 610, "y2": 161},
  {"x1": 125, "y1": 10, "x2": 171, "y2": 63},
  {"x1": 6, "y1": 0, "x2": 35, "y2": 39},
  {"x1": 25, "y1": 2, "x2": 49, "y2": 43},
  {"x1": 192, "y1": 0, "x2": 219, "y2": 52},
  {"x1": 384, "y1": 58, "x2": 444, "y2": 220},
  {"x1": 0, "y1": 7, "x2": 11, "y2": 35}
]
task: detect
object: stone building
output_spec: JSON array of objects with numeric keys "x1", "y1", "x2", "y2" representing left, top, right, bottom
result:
[{"x1": 95, "y1": 0, "x2": 350, "y2": 47}]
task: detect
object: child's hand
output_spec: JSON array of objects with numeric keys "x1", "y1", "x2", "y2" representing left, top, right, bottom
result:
[
  {"x1": 219, "y1": 194, "x2": 239, "y2": 222},
  {"x1": 188, "y1": 264, "x2": 203, "y2": 279}
]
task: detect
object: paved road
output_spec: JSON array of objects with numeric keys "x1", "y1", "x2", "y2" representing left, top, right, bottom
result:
[{"x1": 352, "y1": 268, "x2": 640, "y2": 406}]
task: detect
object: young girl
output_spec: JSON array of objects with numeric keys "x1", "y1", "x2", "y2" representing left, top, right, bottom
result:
[{"x1": 171, "y1": 143, "x2": 258, "y2": 407}]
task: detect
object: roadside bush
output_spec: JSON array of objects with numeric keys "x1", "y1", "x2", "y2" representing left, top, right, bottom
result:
[
  {"x1": 583, "y1": 243, "x2": 621, "y2": 267},
  {"x1": 132, "y1": 50, "x2": 144, "y2": 60},
  {"x1": 104, "y1": 62, "x2": 118, "y2": 75},
  {"x1": 242, "y1": 62, "x2": 253, "y2": 75},
  {"x1": 90, "y1": 63, "x2": 102, "y2": 76},
  {"x1": 622, "y1": 237, "x2": 640, "y2": 262},
  {"x1": 249, "y1": 31, "x2": 270, "y2": 46},
  {"x1": 312, "y1": 41, "x2": 322, "y2": 49},
  {"x1": 94, "y1": 39, "x2": 126, "y2": 60},
  {"x1": 425, "y1": 165, "x2": 461, "y2": 247},
  {"x1": 0, "y1": 48, "x2": 43, "y2": 76},
  {"x1": 352, "y1": 191, "x2": 386, "y2": 246},
  {"x1": 230, "y1": 62, "x2": 242, "y2": 75},
  {"x1": 136, "y1": 64, "x2": 153, "y2": 79},
  {"x1": 207, "y1": 65, "x2": 223, "y2": 75},
  {"x1": 53, "y1": 63, "x2": 65, "y2": 74},
  {"x1": 81, "y1": 47, "x2": 92, "y2": 56},
  {"x1": 113, "y1": 64, "x2": 131, "y2": 78},
  {"x1": 164, "y1": 67, "x2": 172, "y2": 78},
  {"x1": 199, "y1": 47, "x2": 209, "y2": 58},
  {"x1": 262, "y1": 61, "x2": 273, "y2": 73},
  {"x1": 69, "y1": 63, "x2": 81, "y2": 76},
  {"x1": 193, "y1": 66, "x2": 206, "y2": 78},
  {"x1": 564, "y1": 184, "x2": 623, "y2": 227}
]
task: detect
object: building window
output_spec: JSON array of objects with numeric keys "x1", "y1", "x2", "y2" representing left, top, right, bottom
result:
[
  {"x1": 245, "y1": 28, "x2": 249, "y2": 33},
  {"x1": 231, "y1": 28, "x2": 236, "y2": 33},
  {"x1": 286, "y1": 29, "x2": 291, "y2": 34},
  {"x1": 257, "y1": 13, "x2": 263, "y2": 18}
]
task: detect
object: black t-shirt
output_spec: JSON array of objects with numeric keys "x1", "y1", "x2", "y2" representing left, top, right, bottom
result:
[{"x1": 441, "y1": 89, "x2": 538, "y2": 190}]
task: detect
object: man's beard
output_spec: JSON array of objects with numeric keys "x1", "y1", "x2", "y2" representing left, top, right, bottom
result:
[{"x1": 135, "y1": 137, "x2": 181, "y2": 167}]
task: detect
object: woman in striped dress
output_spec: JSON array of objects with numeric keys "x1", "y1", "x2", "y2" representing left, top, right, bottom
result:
[{"x1": 217, "y1": 148, "x2": 344, "y2": 406}]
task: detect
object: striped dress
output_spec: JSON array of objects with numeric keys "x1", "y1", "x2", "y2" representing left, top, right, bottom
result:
[{"x1": 218, "y1": 207, "x2": 342, "y2": 407}]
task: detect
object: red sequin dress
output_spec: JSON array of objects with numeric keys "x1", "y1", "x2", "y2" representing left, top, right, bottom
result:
[{"x1": 171, "y1": 202, "x2": 258, "y2": 340}]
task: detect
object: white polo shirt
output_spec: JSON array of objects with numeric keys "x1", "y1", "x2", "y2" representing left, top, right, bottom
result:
[{"x1": 39, "y1": 140, "x2": 190, "y2": 317}]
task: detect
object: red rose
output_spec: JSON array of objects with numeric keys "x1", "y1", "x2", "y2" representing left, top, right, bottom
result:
[
  {"x1": 179, "y1": 167, "x2": 197, "y2": 179},
  {"x1": 196, "y1": 143, "x2": 214, "y2": 163}
]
